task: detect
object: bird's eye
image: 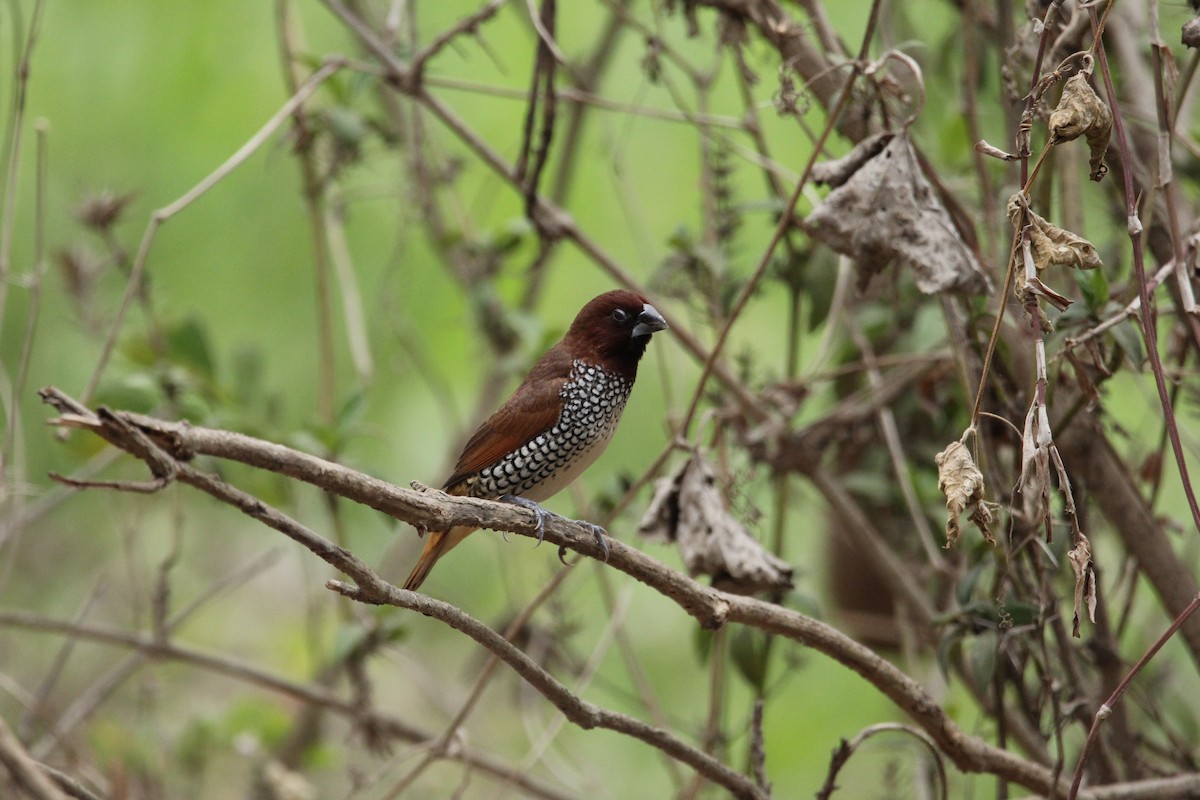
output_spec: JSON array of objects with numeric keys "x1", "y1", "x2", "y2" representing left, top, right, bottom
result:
[{"x1": 611, "y1": 308, "x2": 630, "y2": 323}]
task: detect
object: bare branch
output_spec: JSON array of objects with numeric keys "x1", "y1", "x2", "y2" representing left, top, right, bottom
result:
[{"x1": 37, "y1": 387, "x2": 1087, "y2": 798}]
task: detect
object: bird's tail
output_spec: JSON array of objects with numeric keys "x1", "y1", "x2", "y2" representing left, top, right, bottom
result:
[{"x1": 402, "y1": 525, "x2": 477, "y2": 591}]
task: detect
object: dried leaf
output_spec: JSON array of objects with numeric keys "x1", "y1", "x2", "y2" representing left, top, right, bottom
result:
[
  {"x1": 1017, "y1": 400, "x2": 1054, "y2": 537},
  {"x1": 1025, "y1": 275, "x2": 1071, "y2": 312},
  {"x1": 1068, "y1": 533, "x2": 1097, "y2": 637},
  {"x1": 1008, "y1": 195, "x2": 1103, "y2": 273},
  {"x1": 806, "y1": 134, "x2": 993, "y2": 295},
  {"x1": 974, "y1": 139, "x2": 1019, "y2": 161},
  {"x1": 639, "y1": 453, "x2": 793, "y2": 595},
  {"x1": 810, "y1": 132, "x2": 891, "y2": 188},
  {"x1": 1049, "y1": 72, "x2": 1112, "y2": 181},
  {"x1": 935, "y1": 440, "x2": 996, "y2": 548},
  {"x1": 1185, "y1": 15, "x2": 1200, "y2": 49}
]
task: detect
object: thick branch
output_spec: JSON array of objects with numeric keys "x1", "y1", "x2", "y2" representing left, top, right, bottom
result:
[{"x1": 37, "y1": 387, "x2": 1200, "y2": 800}]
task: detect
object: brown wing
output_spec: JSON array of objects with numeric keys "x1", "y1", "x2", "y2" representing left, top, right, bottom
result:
[{"x1": 443, "y1": 345, "x2": 571, "y2": 490}]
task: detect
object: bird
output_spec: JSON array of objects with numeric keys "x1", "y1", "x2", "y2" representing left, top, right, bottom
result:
[{"x1": 403, "y1": 290, "x2": 668, "y2": 591}]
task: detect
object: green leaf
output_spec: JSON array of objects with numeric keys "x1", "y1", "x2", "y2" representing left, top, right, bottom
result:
[
  {"x1": 335, "y1": 390, "x2": 368, "y2": 436},
  {"x1": 956, "y1": 560, "x2": 990, "y2": 607},
  {"x1": 967, "y1": 629, "x2": 998, "y2": 693},
  {"x1": 1074, "y1": 264, "x2": 1109, "y2": 310},
  {"x1": 935, "y1": 624, "x2": 964, "y2": 681},
  {"x1": 95, "y1": 372, "x2": 162, "y2": 413},
  {"x1": 166, "y1": 317, "x2": 216, "y2": 379},
  {"x1": 731, "y1": 627, "x2": 771, "y2": 692},
  {"x1": 1111, "y1": 320, "x2": 1146, "y2": 371}
]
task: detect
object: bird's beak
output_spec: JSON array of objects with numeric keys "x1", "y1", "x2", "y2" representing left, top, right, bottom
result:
[{"x1": 632, "y1": 303, "x2": 669, "y2": 338}]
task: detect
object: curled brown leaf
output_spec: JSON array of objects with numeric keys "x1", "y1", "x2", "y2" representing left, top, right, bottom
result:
[
  {"x1": 638, "y1": 452, "x2": 793, "y2": 595},
  {"x1": 1048, "y1": 72, "x2": 1112, "y2": 181},
  {"x1": 935, "y1": 440, "x2": 996, "y2": 548},
  {"x1": 1008, "y1": 195, "x2": 1103, "y2": 273},
  {"x1": 1068, "y1": 533, "x2": 1097, "y2": 637}
]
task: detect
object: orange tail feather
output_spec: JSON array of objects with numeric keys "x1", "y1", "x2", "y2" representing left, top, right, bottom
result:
[{"x1": 402, "y1": 525, "x2": 477, "y2": 591}]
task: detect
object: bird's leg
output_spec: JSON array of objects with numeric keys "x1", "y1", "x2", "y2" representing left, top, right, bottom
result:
[
  {"x1": 499, "y1": 495, "x2": 610, "y2": 561},
  {"x1": 577, "y1": 521, "x2": 610, "y2": 562},
  {"x1": 500, "y1": 495, "x2": 552, "y2": 544}
]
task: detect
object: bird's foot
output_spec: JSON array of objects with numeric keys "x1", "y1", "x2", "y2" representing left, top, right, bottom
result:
[
  {"x1": 500, "y1": 495, "x2": 553, "y2": 545},
  {"x1": 499, "y1": 495, "x2": 609, "y2": 561},
  {"x1": 577, "y1": 521, "x2": 610, "y2": 562}
]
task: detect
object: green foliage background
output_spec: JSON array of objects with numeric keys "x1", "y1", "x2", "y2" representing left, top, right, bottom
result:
[{"x1": 3, "y1": 1, "x2": 1199, "y2": 798}]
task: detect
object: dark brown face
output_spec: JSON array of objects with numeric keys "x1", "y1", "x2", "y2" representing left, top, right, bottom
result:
[{"x1": 563, "y1": 290, "x2": 668, "y2": 378}]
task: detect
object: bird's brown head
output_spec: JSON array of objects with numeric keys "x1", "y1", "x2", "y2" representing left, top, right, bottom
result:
[{"x1": 562, "y1": 290, "x2": 668, "y2": 379}]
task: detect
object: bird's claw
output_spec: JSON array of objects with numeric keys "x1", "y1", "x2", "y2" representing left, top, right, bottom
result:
[
  {"x1": 500, "y1": 494, "x2": 551, "y2": 545},
  {"x1": 579, "y1": 521, "x2": 610, "y2": 562},
  {"x1": 499, "y1": 495, "x2": 609, "y2": 561}
]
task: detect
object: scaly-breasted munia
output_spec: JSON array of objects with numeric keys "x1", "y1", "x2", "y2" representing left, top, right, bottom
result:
[{"x1": 403, "y1": 290, "x2": 668, "y2": 591}]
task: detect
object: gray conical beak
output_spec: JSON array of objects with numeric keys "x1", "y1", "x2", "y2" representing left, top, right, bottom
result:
[{"x1": 632, "y1": 303, "x2": 668, "y2": 338}]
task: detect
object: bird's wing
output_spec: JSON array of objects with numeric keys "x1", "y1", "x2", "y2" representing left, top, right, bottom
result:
[{"x1": 443, "y1": 346, "x2": 571, "y2": 490}]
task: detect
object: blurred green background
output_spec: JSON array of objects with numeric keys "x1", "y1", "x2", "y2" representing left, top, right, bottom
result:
[{"x1": 5, "y1": 1, "x2": 1196, "y2": 798}]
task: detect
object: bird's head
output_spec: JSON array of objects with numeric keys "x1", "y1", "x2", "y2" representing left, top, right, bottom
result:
[{"x1": 563, "y1": 290, "x2": 668, "y2": 379}]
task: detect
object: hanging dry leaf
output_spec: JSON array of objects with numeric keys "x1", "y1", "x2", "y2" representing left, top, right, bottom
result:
[
  {"x1": 1048, "y1": 72, "x2": 1112, "y2": 181},
  {"x1": 1068, "y1": 533, "x2": 1097, "y2": 637},
  {"x1": 934, "y1": 440, "x2": 997, "y2": 548},
  {"x1": 1017, "y1": 400, "x2": 1052, "y2": 530},
  {"x1": 638, "y1": 453, "x2": 793, "y2": 595},
  {"x1": 1008, "y1": 195, "x2": 1103, "y2": 273},
  {"x1": 810, "y1": 132, "x2": 892, "y2": 188},
  {"x1": 806, "y1": 133, "x2": 993, "y2": 295}
]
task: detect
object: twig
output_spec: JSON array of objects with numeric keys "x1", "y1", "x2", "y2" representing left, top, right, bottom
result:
[
  {"x1": 275, "y1": 4, "x2": 340, "y2": 422},
  {"x1": 2, "y1": 119, "x2": 48, "y2": 486},
  {"x1": 1062, "y1": 262, "x2": 1174, "y2": 352},
  {"x1": 410, "y1": 0, "x2": 505, "y2": 78},
  {"x1": 329, "y1": 580, "x2": 767, "y2": 800},
  {"x1": 0, "y1": 0, "x2": 46, "y2": 350},
  {"x1": 816, "y1": 722, "x2": 948, "y2": 800},
  {"x1": 1088, "y1": 7, "x2": 1200, "y2": 540},
  {"x1": 676, "y1": 0, "x2": 887, "y2": 440},
  {"x1": 1068, "y1": 594, "x2": 1200, "y2": 799},
  {"x1": 0, "y1": 714, "x2": 66, "y2": 800},
  {"x1": 0, "y1": 609, "x2": 574, "y2": 800},
  {"x1": 749, "y1": 699, "x2": 770, "y2": 794},
  {"x1": 78, "y1": 58, "x2": 347, "y2": 410}
]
